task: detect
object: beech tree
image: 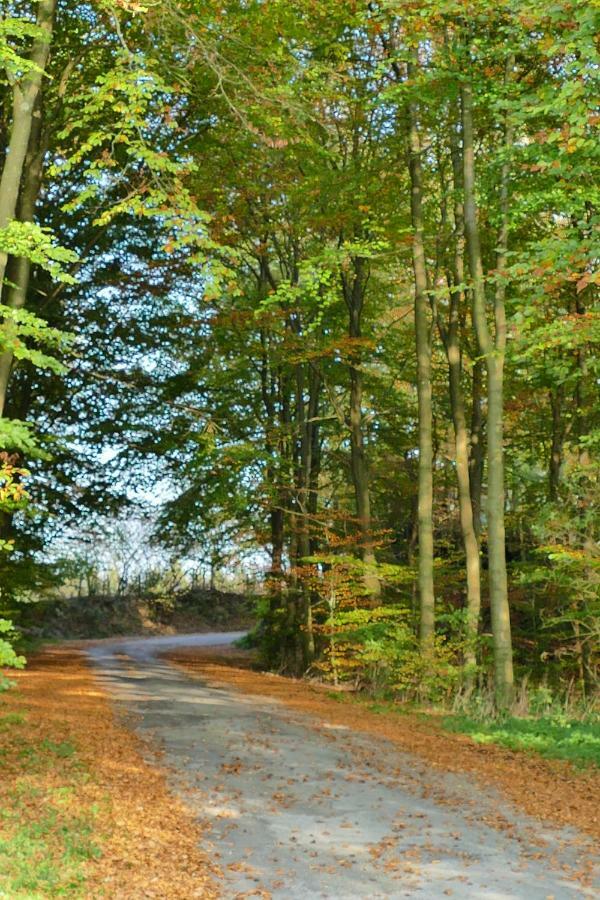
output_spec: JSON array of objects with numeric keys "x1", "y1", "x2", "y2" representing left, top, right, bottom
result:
[{"x1": 1, "y1": 0, "x2": 597, "y2": 705}]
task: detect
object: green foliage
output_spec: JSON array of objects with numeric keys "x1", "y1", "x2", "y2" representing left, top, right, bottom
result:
[
  {"x1": 234, "y1": 630, "x2": 260, "y2": 650},
  {"x1": 316, "y1": 603, "x2": 415, "y2": 688},
  {"x1": 0, "y1": 460, "x2": 29, "y2": 691},
  {"x1": 0, "y1": 420, "x2": 41, "y2": 456},
  {"x1": 52, "y1": 44, "x2": 207, "y2": 244},
  {"x1": 516, "y1": 457, "x2": 599, "y2": 693},
  {"x1": 0, "y1": 16, "x2": 48, "y2": 83},
  {"x1": 324, "y1": 610, "x2": 468, "y2": 703},
  {"x1": 0, "y1": 620, "x2": 25, "y2": 670},
  {"x1": 0, "y1": 305, "x2": 72, "y2": 379},
  {"x1": 305, "y1": 555, "x2": 471, "y2": 701},
  {"x1": 0, "y1": 223, "x2": 78, "y2": 284},
  {"x1": 0, "y1": 619, "x2": 25, "y2": 693}
]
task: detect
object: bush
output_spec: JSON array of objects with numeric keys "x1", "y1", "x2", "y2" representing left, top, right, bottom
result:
[
  {"x1": 313, "y1": 601, "x2": 469, "y2": 703},
  {"x1": 0, "y1": 619, "x2": 25, "y2": 692}
]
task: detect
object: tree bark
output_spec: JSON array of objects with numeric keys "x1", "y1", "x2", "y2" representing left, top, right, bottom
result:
[
  {"x1": 0, "y1": 0, "x2": 56, "y2": 417},
  {"x1": 438, "y1": 300, "x2": 482, "y2": 672},
  {"x1": 407, "y1": 59, "x2": 435, "y2": 647},
  {"x1": 461, "y1": 77, "x2": 514, "y2": 708},
  {"x1": 294, "y1": 357, "x2": 316, "y2": 667},
  {"x1": 469, "y1": 357, "x2": 484, "y2": 538},
  {"x1": 436, "y1": 123, "x2": 482, "y2": 674},
  {"x1": 343, "y1": 256, "x2": 380, "y2": 599},
  {"x1": 258, "y1": 299, "x2": 284, "y2": 615}
]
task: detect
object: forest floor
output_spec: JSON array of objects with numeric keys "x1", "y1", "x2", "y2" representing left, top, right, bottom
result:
[{"x1": 0, "y1": 648, "x2": 218, "y2": 898}]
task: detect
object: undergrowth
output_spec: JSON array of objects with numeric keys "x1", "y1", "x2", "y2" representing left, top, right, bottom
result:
[
  {"x1": 325, "y1": 682, "x2": 600, "y2": 768},
  {"x1": 441, "y1": 713, "x2": 600, "y2": 768}
]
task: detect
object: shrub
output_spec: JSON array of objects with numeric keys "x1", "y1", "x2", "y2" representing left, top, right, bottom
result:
[{"x1": 0, "y1": 619, "x2": 25, "y2": 692}]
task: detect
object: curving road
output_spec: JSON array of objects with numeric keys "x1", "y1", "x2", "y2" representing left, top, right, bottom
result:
[{"x1": 87, "y1": 633, "x2": 597, "y2": 899}]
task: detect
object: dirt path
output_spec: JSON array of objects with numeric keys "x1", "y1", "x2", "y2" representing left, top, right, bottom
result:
[
  {"x1": 87, "y1": 632, "x2": 598, "y2": 899},
  {"x1": 169, "y1": 644, "x2": 600, "y2": 843}
]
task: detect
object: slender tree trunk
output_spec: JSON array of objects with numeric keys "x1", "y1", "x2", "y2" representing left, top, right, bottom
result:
[
  {"x1": 439, "y1": 123, "x2": 482, "y2": 672},
  {"x1": 344, "y1": 257, "x2": 380, "y2": 598},
  {"x1": 1, "y1": 155, "x2": 45, "y2": 408},
  {"x1": 280, "y1": 366, "x2": 301, "y2": 672},
  {"x1": 294, "y1": 358, "x2": 315, "y2": 667},
  {"x1": 0, "y1": 0, "x2": 56, "y2": 417},
  {"x1": 461, "y1": 78, "x2": 514, "y2": 708},
  {"x1": 469, "y1": 357, "x2": 485, "y2": 538},
  {"x1": 407, "y1": 60, "x2": 435, "y2": 647},
  {"x1": 0, "y1": 106, "x2": 48, "y2": 540},
  {"x1": 438, "y1": 313, "x2": 482, "y2": 672},
  {"x1": 451, "y1": 354, "x2": 482, "y2": 670},
  {"x1": 308, "y1": 364, "x2": 322, "y2": 553},
  {"x1": 548, "y1": 387, "x2": 564, "y2": 500},
  {"x1": 258, "y1": 305, "x2": 284, "y2": 617},
  {"x1": 269, "y1": 507, "x2": 284, "y2": 601}
]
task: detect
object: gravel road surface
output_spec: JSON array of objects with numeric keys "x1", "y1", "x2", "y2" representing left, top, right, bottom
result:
[{"x1": 86, "y1": 633, "x2": 598, "y2": 899}]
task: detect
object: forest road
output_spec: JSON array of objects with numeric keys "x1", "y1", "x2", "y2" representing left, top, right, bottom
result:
[{"x1": 86, "y1": 632, "x2": 598, "y2": 900}]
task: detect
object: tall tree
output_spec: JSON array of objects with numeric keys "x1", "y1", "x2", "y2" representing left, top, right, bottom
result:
[
  {"x1": 0, "y1": 0, "x2": 57, "y2": 416},
  {"x1": 461, "y1": 65, "x2": 514, "y2": 707},
  {"x1": 406, "y1": 53, "x2": 435, "y2": 647}
]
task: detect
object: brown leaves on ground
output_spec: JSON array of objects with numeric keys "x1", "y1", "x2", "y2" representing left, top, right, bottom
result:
[
  {"x1": 166, "y1": 646, "x2": 600, "y2": 843},
  {"x1": 1, "y1": 649, "x2": 218, "y2": 899}
]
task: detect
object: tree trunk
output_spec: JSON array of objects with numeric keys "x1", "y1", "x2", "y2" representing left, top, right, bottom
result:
[
  {"x1": 407, "y1": 60, "x2": 435, "y2": 648},
  {"x1": 0, "y1": 104, "x2": 47, "y2": 410},
  {"x1": 258, "y1": 308, "x2": 285, "y2": 616},
  {"x1": 461, "y1": 78, "x2": 514, "y2": 708},
  {"x1": 440, "y1": 121, "x2": 482, "y2": 672},
  {"x1": 469, "y1": 357, "x2": 485, "y2": 538},
  {"x1": 269, "y1": 507, "x2": 284, "y2": 600},
  {"x1": 438, "y1": 311, "x2": 482, "y2": 673},
  {"x1": 294, "y1": 358, "x2": 315, "y2": 667},
  {"x1": 344, "y1": 256, "x2": 380, "y2": 599},
  {"x1": 548, "y1": 387, "x2": 564, "y2": 501},
  {"x1": 0, "y1": 0, "x2": 56, "y2": 417},
  {"x1": 308, "y1": 364, "x2": 322, "y2": 551}
]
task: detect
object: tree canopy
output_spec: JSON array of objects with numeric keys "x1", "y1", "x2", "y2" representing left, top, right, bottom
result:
[{"x1": 0, "y1": 0, "x2": 598, "y2": 708}]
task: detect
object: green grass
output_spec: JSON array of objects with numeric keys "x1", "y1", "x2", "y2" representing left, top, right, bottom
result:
[
  {"x1": 442, "y1": 714, "x2": 600, "y2": 768},
  {"x1": 0, "y1": 812, "x2": 101, "y2": 899},
  {"x1": 0, "y1": 712, "x2": 25, "y2": 731},
  {"x1": 0, "y1": 711, "x2": 102, "y2": 898}
]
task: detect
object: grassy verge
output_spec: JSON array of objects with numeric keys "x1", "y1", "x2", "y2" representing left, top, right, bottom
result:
[
  {"x1": 1, "y1": 649, "x2": 217, "y2": 899},
  {"x1": 441, "y1": 713, "x2": 600, "y2": 768},
  {"x1": 0, "y1": 708, "x2": 102, "y2": 898},
  {"x1": 325, "y1": 691, "x2": 600, "y2": 769}
]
